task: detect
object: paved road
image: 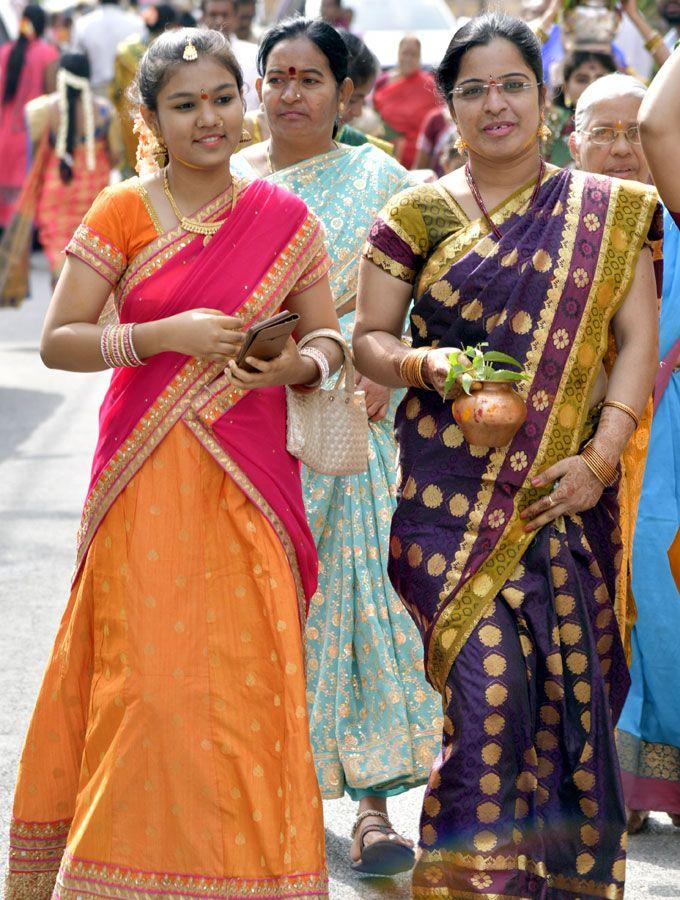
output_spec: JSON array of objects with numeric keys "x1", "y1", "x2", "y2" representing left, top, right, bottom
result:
[{"x1": 1, "y1": 259, "x2": 679, "y2": 898}]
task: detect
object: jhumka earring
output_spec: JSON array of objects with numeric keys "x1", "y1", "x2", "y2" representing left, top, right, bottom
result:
[
  {"x1": 153, "y1": 132, "x2": 168, "y2": 166},
  {"x1": 240, "y1": 127, "x2": 252, "y2": 142},
  {"x1": 537, "y1": 112, "x2": 552, "y2": 143},
  {"x1": 454, "y1": 134, "x2": 468, "y2": 154}
]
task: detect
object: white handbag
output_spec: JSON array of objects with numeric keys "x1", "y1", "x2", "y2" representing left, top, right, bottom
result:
[{"x1": 286, "y1": 328, "x2": 369, "y2": 475}]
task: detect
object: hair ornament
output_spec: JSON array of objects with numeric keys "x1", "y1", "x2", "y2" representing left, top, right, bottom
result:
[
  {"x1": 183, "y1": 37, "x2": 198, "y2": 61},
  {"x1": 133, "y1": 113, "x2": 166, "y2": 175},
  {"x1": 56, "y1": 68, "x2": 95, "y2": 170}
]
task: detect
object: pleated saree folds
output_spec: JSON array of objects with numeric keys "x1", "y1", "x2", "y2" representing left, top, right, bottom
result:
[
  {"x1": 363, "y1": 167, "x2": 659, "y2": 898},
  {"x1": 6, "y1": 176, "x2": 331, "y2": 899}
]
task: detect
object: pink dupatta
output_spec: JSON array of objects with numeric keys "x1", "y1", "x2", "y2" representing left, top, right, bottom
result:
[{"x1": 74, "y1": 179, "x2": 328, "y2": 616}]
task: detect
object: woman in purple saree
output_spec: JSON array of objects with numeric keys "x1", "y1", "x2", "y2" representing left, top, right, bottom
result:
[{"x1": 354, "y1": 15, "x2": 659, "y2": 899}]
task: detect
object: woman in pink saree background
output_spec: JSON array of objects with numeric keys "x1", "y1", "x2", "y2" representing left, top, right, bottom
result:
[{"x1": 0, "y1": 4, "x2": 58, "y2": 227}]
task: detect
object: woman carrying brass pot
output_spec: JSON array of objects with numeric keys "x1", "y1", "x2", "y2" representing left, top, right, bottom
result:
[{"x1": 353, "y1": 12, "x2": 659, "y2": 897}]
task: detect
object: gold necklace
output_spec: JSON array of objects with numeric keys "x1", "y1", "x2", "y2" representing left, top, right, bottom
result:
[{"x1": 162, "y1": 168, "x2": 236, "y2": 239}]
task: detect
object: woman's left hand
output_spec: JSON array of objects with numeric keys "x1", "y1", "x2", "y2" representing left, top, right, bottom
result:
[
  {"x1": 224, "y1": 336, "x2": 313, "y2": 389},
  {"x1": 521, "y1": 455, "x2": 605, "y2": 533},
  {"x1": 356, "y1": 373, "x2": 391, "y2": 422}
]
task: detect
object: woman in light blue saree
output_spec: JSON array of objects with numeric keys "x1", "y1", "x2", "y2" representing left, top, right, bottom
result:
[
  {"x1": 617, "y1": 207, "x2": 680, "y2": 830},
  {"x1": 233, "y1": 19, "x2": 442, "y2": 875}
]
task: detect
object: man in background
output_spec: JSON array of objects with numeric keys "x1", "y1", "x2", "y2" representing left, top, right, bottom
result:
[{"x1": 233, "y1": 0, "x2": 259, "y2": 43}]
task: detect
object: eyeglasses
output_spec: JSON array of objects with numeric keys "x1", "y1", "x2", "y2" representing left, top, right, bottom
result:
[
  {"x1": 450, "y1": 79, "x2": 541, "y2": 101},
  {"x1": 581, "y1": 124, "x2": 641, "y2": 145}
]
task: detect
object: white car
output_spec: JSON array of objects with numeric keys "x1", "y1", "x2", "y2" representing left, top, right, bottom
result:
[{"x1": 304, "y1": 0, "x2": 458, "y2": 70}]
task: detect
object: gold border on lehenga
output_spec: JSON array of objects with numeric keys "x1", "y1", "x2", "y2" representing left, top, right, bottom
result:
[
  {"x1": 51, "y1": 852, "x2": 329, "y2": 899},
  {"x1": 426, "y1": 173, "x2": 658, "y2": 692}
]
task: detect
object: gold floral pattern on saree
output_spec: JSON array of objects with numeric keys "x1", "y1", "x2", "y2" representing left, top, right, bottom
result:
[
  {"x1": 426, "y1": 174, "x2": 657, "y2": 692},
  {"x1": 412, "y1": 849, "x2": 624, "y2": 899},
  {"x1": 618, "y1": 729, "x2": 680, "y2": 782}
]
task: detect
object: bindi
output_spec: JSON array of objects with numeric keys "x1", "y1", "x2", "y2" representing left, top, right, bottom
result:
[
  {"x1": 200, "y1": 88, "x2": 209, "y2": 100},
  {"x1": 288, "y1": 66, "x2": 297, "y2": 76}
]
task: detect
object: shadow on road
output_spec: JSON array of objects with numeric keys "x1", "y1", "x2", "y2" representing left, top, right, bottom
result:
[{"x1": 0, "y1": 387, "x2": 63, "y2": 465}]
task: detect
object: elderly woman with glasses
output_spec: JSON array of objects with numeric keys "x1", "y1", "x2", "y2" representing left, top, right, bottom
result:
[
  {"x1": 354, "y1": 14, "x2": 661, "y2": 897},
  {"x1": 573, "y1": 69, "x2": 680, "y2": 835},
  {"x1": 569, "y1": 72, "x2": 650, "y2": 184}
]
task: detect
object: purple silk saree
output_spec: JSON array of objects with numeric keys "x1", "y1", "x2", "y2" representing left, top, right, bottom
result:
[{"x1": 364, "y1": 167, "x2": 658, "y2": 898}]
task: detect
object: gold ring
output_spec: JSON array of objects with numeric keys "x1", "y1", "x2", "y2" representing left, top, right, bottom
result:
[{"x1": 547, "y1": 494, "x2": 555, "y2": 507}]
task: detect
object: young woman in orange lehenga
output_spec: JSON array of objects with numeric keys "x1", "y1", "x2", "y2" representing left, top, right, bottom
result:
[{"x1": 5, "y1": 27, "x2": 343, "y2": 900}]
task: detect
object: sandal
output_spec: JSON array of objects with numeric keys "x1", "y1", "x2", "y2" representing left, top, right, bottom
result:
[{"x1": 350, "y1": 810, "x2": 415, "y2": 877}]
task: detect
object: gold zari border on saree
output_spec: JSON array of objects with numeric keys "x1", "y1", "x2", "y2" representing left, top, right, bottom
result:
[
  {"x1": 414, "y1": 848, "x2": 624, "y2": 900},
  {"x1": 426, "y1": 173, "x2": 657, "y2": 692}
]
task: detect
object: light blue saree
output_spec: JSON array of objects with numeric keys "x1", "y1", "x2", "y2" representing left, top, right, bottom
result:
[
  {"x1": 618, "y1": 208, "x2": 680, "y2": 815},
  {"x1": 232, "y1": 143, "x2": 442, "y2": 799}
]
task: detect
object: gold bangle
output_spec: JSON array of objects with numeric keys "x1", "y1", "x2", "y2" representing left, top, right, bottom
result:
[
  {"x1": 644, "y1": 30, "x2": 663, "y2": 52},
  {"x1": 602, "y1": 400, "x2": 640, "y2": 430},
  {"x1": 581, "y1": 441, "x2": 617, "y2": 488},
  {"x1": 399, "y1": 348, "x2": 430, "y2": 390}
]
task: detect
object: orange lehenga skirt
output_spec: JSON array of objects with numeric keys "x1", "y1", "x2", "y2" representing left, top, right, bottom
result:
[{"x1": 7, "y1": 423, "x2": 327, "y2": 899}]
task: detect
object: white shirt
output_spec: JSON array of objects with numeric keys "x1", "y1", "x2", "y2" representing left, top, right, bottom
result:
[
  {"x1": 231, "y1": 36, "x2": 259, "y2": 111},
  {"x1": 74, "y1": 5, "x2": 144, "y2": 90}
]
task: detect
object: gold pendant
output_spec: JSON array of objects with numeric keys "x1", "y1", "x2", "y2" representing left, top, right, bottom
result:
[{"x1": 203, "y1": 234, "x2": 213, "y2": 247}]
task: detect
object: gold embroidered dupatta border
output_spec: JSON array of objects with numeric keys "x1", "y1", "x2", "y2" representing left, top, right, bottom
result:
[
  {"x1": 425, "y1": 173, "x2": 658, "y2": 693},
  {"x1": 74, "y1": 204, "x2": 323, "y2": 628}
]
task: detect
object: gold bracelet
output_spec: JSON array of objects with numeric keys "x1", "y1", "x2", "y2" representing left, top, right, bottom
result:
[
  {"x1": 602, "y1": 400, "x2": 640, "y2": 429},
  {"x1": 644, "y1": 30, "x2": 663, "y2": 52},
  {"x1": 581, "y1": 442, "x2": 617, "y2": 488},
  {"x1": 399, "y1": 348, "x2": 430, "y2": 390}
]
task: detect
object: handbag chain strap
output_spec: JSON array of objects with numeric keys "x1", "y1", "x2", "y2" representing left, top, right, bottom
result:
[{"x1": 295, "y1": 328, "x2": 355, "y2": 396}]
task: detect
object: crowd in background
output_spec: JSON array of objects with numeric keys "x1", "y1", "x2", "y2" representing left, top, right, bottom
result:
[{"x1": 1, "y1": 0, "x2": 679, "y2": 896}]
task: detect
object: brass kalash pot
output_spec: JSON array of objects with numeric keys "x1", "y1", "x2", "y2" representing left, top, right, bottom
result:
[{"x1": 452, "y1": 382, "x2": 528, "y2": 448}]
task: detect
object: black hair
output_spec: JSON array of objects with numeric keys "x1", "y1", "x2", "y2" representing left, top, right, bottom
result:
[
  {"x1": 340, "y1": 31, "x2": 379, "y2": 88},
  {"x1": 3, "y1": 5, "x2": 47, "y2": 105},
  {"x1": 57, "y1": 53, "x2": 90, "y2": 185},
  {"x1": 553, "y1": 50, "x2": 616, "y2": 109},
  {"x1": 179, "y1": 11, "x2": 197, "y2": 27},
  {"x1": 148, "y1": 3, "x2": 178, "y2": 36},
  {"x1": 257, "y1": 17, "x2": 348, "y2": 85},
  {"x1": 135, "y1": 27, "x2": 243, "y2": 113},
  {"x1": 562, "y1": 49, "x2": 617, "y2": 83},
  {"x1": 436, "y1": 13, "x2": 543, "y2": 101}
]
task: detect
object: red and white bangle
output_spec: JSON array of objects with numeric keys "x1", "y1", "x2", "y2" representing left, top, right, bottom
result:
[{"x1": 100, "y1": 323, "x2": 145, "y2": 369}]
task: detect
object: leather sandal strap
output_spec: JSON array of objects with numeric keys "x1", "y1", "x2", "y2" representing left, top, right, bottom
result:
[{"x1": 358, "y1": 824, "x2": 398, "y2": 851}]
